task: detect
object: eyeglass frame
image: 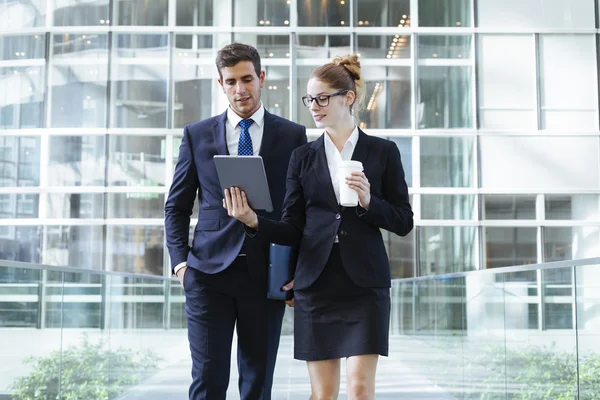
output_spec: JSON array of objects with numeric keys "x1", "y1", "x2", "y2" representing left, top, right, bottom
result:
[{"x1": 301, "y1": 89, "x2": 349, "y2": 108}]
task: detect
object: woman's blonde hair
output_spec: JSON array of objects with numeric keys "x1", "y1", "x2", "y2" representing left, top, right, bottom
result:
[{"x1": 310, "y1": 54, "x2": 365, "y2": 114}]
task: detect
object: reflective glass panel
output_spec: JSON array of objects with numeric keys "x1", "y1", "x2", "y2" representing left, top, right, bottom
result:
[
  {"x1": 417, "y1": 66, "x2": 472, "y2": 128},
  {"x1": 176, "y1": 0, "x2": 213, "y2": 26},
  {"x1": 115, "y1": 0, "x2": 167, "y2": 25},
  {"x1": 419, "y1": 226, "x2": 477, "y2": 275},
  {"x1": 108, "y1": 226, "x2": 164, "y2": 275},
  {"x1": 420, "y1": 137, "x2": 474, "y2": 187},
  {"x1": 0, "y1": 136, "x2": 41, "y2": 187},
  {"x1": 47, "y1": 193, "x2": 105, "y2": 218},
  {"x1": 357, "y1": 0, "x2": 410, "y2": 27},
  {"x1": 234, "y1": 0, "x2": 290, "y2": 26},
  {"x1": 484, "y1": 195, "x2": 536, "y2": 220},
  {"x1": 357, "y1": 35, "x2": 411, "y2": 59},
  {"x1": 0, "y1": 194, "x2": 39, "y2": 219},
  {"x1": 0, "y1": 66, "x2": 46, "y2": 129},
  {"x1": 419, "y1": 0, "x2": 471, "y2": 27},
  {"x1": 422, "y1": 195, "x2": 475, "y2": 220},
  {"x1": 49, "y1": 136, "x2": 106, "y2": 186},
  {"x1": 53, "y1": 0, "x2": 109, "y2": 25},
  {"x1": 545, "y1": 194, "x2": 600, "y2": 220},
  {"x1": 107, "y1": 136, "x2": 166, "y2": 187},
  {"x1": 107, "y1": 193, "x2": 165, "y2": 218},
  {"x1": 298, "y1": 0, "x2": 350, "y2": 26},
  {"x1": 43, "y1": 225, "x2": 104, "y2": 269},
  {"x1": 0, "y1": 34, "x2": 45, "y2": 60}
]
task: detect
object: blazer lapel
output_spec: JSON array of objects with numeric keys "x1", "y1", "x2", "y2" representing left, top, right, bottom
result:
[
  {"x1": 259, "y1": 110, "x2": 277, "y2": 158},
  {"x1": 212, "y1": 111, "x2": 229, "y2": 155},
  {"x1": 311, "y1": 135, "x2": 339, "y2": 210},
  {"x1": 351, "y1": 129, "x2": 370, "y2": 166}
]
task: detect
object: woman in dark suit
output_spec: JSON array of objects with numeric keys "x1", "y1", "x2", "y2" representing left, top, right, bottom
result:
[{"x1": 224, "y1": 55, "x2": 413, "y2": 400}]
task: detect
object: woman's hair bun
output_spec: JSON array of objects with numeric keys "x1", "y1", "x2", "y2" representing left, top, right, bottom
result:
[{"x1": 332, "y1": 55, "x2": 361, "y2": 81}]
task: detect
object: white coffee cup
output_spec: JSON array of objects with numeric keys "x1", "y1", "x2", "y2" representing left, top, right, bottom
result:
[{"x1": 337, "y1": 160, "x2": 364, "y2": 207}]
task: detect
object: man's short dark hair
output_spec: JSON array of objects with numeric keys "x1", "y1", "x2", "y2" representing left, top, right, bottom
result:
[{"x1": 216, "y1": 43, "x2": 262, "y2": 80}]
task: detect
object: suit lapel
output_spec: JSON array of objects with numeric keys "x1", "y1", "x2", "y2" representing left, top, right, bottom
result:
[
  {"x1": 351, "y1": 129, "x2": 370, "y2": 165},
  {"x1": 311, "y1": 135, "x2": 339, "y2": 210},
  {"x1": 212, "y1": 111, "x2": 229, "y2": 155},
  {"x1": 259, "y1": 110, "x2": 277, "y2": 157}
]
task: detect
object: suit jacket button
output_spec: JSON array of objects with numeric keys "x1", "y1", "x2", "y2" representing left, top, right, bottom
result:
[
  {"x1": 335, "y1": 213, "x2": 341, "y2": 220},
  {"x1": 340, "y1": 229, "x2": 347, "y2": 236}
]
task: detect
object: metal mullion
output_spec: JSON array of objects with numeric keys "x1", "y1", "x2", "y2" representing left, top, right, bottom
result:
[{"x1": 534, "y1": 33, "x2": 542, "y2": 130}]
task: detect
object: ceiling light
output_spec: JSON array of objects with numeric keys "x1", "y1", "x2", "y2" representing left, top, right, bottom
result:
[
  {"x1": 284, "y1": 20, "x2": 289, "y2": 25},
  {"x1": 259, "y1": 20, "x2": 264, "y2": 25},
  {"x1": 100, "y1": 19, "x2": 105, "y2": 24},
  {"x1": 82, "y1": 35, "x2": 86, "y2": 39},
  {"x1": 341, "y1": 21, "x2": 345, "y2": 25}
]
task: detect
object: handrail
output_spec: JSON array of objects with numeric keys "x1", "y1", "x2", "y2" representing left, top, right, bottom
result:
[
  {"x1": 392, "y1": 257, "x2": 600, "y2": 283},
  {"x1": 0, "y1": 259, "x2": 178, "y2": 282}
]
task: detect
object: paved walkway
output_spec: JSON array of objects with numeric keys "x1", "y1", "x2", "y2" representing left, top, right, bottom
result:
[{"x1": 120, "y1": 335, "x2": 457, "y2": 400}]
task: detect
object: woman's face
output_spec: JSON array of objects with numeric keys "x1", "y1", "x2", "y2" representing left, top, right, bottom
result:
[{"x1": 305, "y1": 78, "x2": 352, "y2": 129}]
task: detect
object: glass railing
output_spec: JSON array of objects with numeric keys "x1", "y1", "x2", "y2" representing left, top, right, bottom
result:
[
  {"x1": 388, "y1": 257, "x2": 600, "y2": 400},
  {"x1": 0, "y1": 260, "x2": 188, "y2": 400},
  {"x1": 2, "y1": 257, "x2": 599, "y2": 399}
]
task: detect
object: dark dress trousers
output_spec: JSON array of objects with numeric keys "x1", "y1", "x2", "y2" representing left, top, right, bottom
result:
[
  {"x1": 165, "y1": 109, "x2": 307, "y2": 399},
  {"x1": 254, "y1": 129, "x2": 413, "y2": 360}
]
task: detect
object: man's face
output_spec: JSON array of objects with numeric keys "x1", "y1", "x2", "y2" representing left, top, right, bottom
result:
[{"x1": 218, "y1": 61, "x2": 265, "y2": 119}]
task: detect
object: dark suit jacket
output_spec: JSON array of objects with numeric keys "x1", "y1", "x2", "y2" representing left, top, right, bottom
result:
[
  {"x1": 256, "y1": 129, "x2": 413, "y2": 290},
  {"x1": 165, "y1": 109, "x2": 307, "y2": 281}
]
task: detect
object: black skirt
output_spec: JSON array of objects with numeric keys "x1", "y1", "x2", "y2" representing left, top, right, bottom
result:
[{"x1": 293, "y1": 244, "x2": 391, "y2": 361}]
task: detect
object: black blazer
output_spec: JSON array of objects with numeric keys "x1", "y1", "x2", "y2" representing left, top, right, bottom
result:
[{"x1": 255, "y1": 129, "x2": 413, "y2": 290}]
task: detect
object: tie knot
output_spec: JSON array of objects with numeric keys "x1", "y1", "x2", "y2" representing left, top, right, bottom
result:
[{"x1": 239, "y1": 118, "x2": 254, "y2": 130}]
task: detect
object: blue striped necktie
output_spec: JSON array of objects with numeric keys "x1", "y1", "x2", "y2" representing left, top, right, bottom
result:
[{"x1": 238, "y1": 118, "x2": 254, "y2": 156}]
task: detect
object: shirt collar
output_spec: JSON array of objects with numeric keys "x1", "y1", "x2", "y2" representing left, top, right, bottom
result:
[
  {"x1": 227, "y1": 102, "x2": 265, "y2": 129},
  {"x1": 324, "y1": 125, "x2": 359, "y2": 151}
]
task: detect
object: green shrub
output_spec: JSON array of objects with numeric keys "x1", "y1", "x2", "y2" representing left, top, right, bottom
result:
[
  {"x1": 463, "y1": 344, "x2": 600, "y2": 400},
  {"x1": 11, "y1": 334, "x2": 160, "y2": 400}
]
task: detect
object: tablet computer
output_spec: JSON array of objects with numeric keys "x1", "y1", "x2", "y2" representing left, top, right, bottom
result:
[{"x1": 214, "y1": 155, "x2": 274, "y2": 212}]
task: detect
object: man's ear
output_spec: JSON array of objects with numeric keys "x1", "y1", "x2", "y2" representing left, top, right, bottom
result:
[
  {"x1": 259, "y1": 70, "x2": 266, "y2": 88},
  {"x1": 217, "y1": 78, "x2": 225, "y2": 93}
]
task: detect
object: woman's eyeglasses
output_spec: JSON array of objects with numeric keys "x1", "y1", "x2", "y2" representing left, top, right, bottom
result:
[{"x1": 301, "y1": 89, "x2": 349, "y2": 108}]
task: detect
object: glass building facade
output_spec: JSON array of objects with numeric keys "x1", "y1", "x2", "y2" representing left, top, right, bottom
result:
[{"x1": 1, "y1": 0, "x2": 599, "y2": 282}]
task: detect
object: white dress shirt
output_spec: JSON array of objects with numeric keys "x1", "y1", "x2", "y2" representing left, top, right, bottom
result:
[
  {"x1": 226, "y1": 103, "x2": 265, "y2": 156},
  {"x1": 324, "y1": 126, "x2": 359, "y2": 243},
  {"x1": 174, "y1": 104, "x2": 266, "y2": 276},
  {"x1": 324, "y1": 125, "x2": 359, "y2": 204}
]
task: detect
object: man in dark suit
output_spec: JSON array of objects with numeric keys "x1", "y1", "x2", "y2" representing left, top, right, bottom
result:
[{"x1": 164, "y1": 43, "x2": 307, "y2": 400}]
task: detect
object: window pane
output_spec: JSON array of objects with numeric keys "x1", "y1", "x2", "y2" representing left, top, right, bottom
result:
[
  {"x1": 389, "y1": 138, "x2": 412, "y2": 187},
  {"x1": 296, "y1": 35, "x2": 351, "y2": 59},
  {"x1": 478, "y1": 0, "x2": 594, "y2": 29},
  {"x1": 0, "y1": 66, "x2": 46, "y2": 129},
  {"x1": 234, "y1": 0, "x2": 290, "y2": 27},
  {"x1": 422, "y1": 195, "x2": 475, "y2": 220},
  {"x1": 0, "y1": 194, "x2": 39, "y2": 219},
  {"x1": 234, "y1": 34, "x2": 290, "y2": 59},
  {"x1": 357, "y1": 35, "x2": 411, "y2": 59},
  {"x1": 107, "y1": 136, "x2": 166, "y2": 187},
  {"x1": 0, "y1": 226, "x2": 41, "y2": 262},
  {"x1": 107, "y1": 193, "x2": 165, "y2": 218},
  {"x1": 486, "y1": 227, "x2": 537, "y2": 281},
  {"x1": 1, "y1": 0, "x2": 47, "y2": 29},
  {"x1": 419, "y1": 0, "x2": 471, "y2": 27},
  {"x1": 539, "y1": 35, "x2": 597, "y2": 130},
  {"x1": 358, "y1": 66, "x2": 411, "y2": 129},
  {"x1": 480, "y1": 137, "x2": 600, "y2": 190},
  {"x1": 298, "y1": 0, "x2": 349, "y2": 26},
  {"x1": 111, "y1": 34, "x2": 168, "y2": 128},
  {"x1": 51, "y1": 34, "x2": 109, "y2": 128},
  {"x1": 545, "y1": 227, "x2": 600, "y2": 261},
  {"x1": 420, "y1": 137, "x2": 474, "y2": 188},
  {"x1": 418, "y1": 35, "x2": 471, "y2": 59},
  {"x1": 176, "y1": 0, "x2": 213, "y2": 26},
  {"x1": 43, "y1": 226, "x2": 104, "y2": 269},
  {"x1": 0, "y1": 35, "x2": 45, "y2": 60},
  {"x1": 115, "y1": 0, "x2": 167, "y2": 25},
  {"x1": 47, "y1": 193, "x2": 105, "y2": 218},
  {"x1": 262, "y1": 66, "x2": 290, "y2": 118},
  {"x1": 419, "y1": 226, "x2": 477, "y2": 275},
  {"x1": 546, "y1": 195, "x2": 600, "y2": 220},
  {"x1": 484, "y1": 195, "x2": 536, "y2": 220},
  {"x1": 173, "y1": 35, "x2": 213, "y2": 128},
  {"x1": 53, "y1": 0, "x2": 109, "y2": 25},
  {"x1": 417, "y1": 66, "x2": 472, "y2": 128},
  {"x1": 356, "y1": 0, "x2": 410, "y2": 27},
  {"x1": 0, "y1": 136, "x2": 41, "y2": 187},
  {"x1": 388, "y1": 229, "x2": 414, "y2": 278},
  {"x1": 486, "y1": 227, "x2": 537, "y2": 268},
  {"x1": 49, "y1": 136, "x2": 106, "y2": 186},
  {"x1": 478, "y1": 35, "x2": 536, "y2": 130},
  {"x1": 108, "y1": 226, "x2": 164, "y2": 275}
]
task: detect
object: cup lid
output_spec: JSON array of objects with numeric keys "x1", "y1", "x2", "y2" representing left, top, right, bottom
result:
[{"x1": 337, "y1": 160, "x2": 363, "y2": 169}]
